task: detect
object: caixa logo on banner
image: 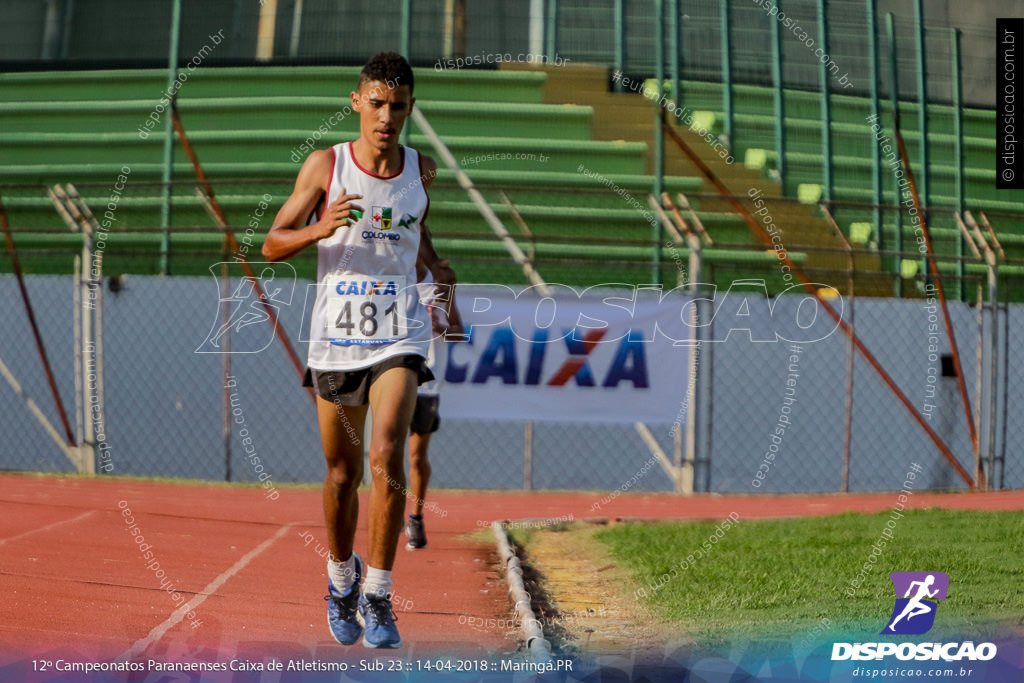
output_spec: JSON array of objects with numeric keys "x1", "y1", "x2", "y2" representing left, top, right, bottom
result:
[
  {"x1": 445, "y1": 326, "x2": 648, "y2": 388},
  {"x1": 832, "y1": 572, "x2": 998, "y2": 663}
]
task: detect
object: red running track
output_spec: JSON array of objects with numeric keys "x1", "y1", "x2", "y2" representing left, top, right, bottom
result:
[{"x1": 0, "y1": 473, "x2": 1020, "y2": 665}]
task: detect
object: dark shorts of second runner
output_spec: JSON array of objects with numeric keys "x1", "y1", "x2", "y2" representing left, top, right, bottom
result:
[
  {"x1": 303, "y1": 355, "x2": 434, "y2": 407},
  {"x1": 410, "y1": 395, "x2": 440, "y2": 434}
]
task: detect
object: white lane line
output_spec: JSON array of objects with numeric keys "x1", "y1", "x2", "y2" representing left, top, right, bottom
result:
[
  {"x1": 0, "y1": 510, "x2": 96, "y2": 547},
  {"x1": 118, "y1": 523, "x2": 295, "y2": 661}
]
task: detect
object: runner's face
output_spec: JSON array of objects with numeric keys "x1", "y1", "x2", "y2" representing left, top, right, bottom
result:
[{"x1": 352, "y1": 80, "x2": 413, "y2": 152}]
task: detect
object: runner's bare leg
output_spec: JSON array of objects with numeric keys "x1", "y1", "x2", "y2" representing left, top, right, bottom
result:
[
  {"x1": 318, "y1": 397, "x2": 368, "y2": 562},
  {"x1": 366, "y1": 366, "x2": 418, "y2": 569},
  {"x1": 408, "y1": 431, "x2": 432, "y2": 516}
]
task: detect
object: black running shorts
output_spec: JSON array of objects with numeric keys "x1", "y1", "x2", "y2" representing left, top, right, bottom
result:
[
  {"x1": 303, "y1": 355, "x2": 434, "y2": 407},
  {"x1": 409, "y1": 395, "x2": 441, "y2": 435}
]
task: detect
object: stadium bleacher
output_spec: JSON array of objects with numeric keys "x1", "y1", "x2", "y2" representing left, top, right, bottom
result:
[{"x1": 0, "y1": 63, "x2": 1019, "y2": 291}]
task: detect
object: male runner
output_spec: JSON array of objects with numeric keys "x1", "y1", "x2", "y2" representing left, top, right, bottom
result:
[
  {"x1": 263, "y1": 52, "x2": 454, "y2": 649},
  {"x1": 404, "y1": 277, "x2": 464, "y2": 550}
]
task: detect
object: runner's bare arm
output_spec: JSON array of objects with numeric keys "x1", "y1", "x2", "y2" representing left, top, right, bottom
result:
[
  {"x1": 416, "y1": 155, "x2": 456, "y2": 286},
  {"x1": 262, "y1": 150, "x2": 363, "y2": 262},
  {"x1": 445, "y1": 294, "x2": 465, "y2": 336}
]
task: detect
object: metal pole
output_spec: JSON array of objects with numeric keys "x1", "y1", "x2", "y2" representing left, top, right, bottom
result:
[
  {"x1": 256, "y1": 0, "x2": 277, "y2": 60},
  {"x1": 400, "y1": 0, "x2": 413, "y2": 148},
  {"x1": 914, "y1": 0, "x2": 928, "y2": 214},
  {"x1": 545, "y1": 0, "x2": 558, "y2": 59},
  {"x1": 41, "y1": 0, "x2": 62, "y2": 59},
  {"x1": 222, "y1": 262, "x2": 232, "y2": 481},
  {"x1": 527, "y1": 0, "x2": 543, "y2": 58},
  {"x1": 682, "y1": 233, "x2": 701, "y2": 494},
  {"x1": 59, "y1": 0, "x2": 75, "y2": 59},
  {"x1": 159, "y1": 0, "x2": 182, "y2": 276},
  {"x1": 73, "y1": 253, "x2": 83, "y2": 468},
  {"x1": 453, "y1": 0, "x2": 465, "y2": 57},
  {"x1": 985, "y1": 255, "x2": 998, "y2": 487},
  {"x1": 701, "y1": 288, "x2": 714, "y2": 493},
  {"x1": 817, "y1": 0, "x2": 832, "y2": 203},
  {"x1": 444, "y1": 0, "x2": 455, "y2": 57},
  {"x1": 400, "y1": 0, "x2": 411, "y2": 57},
  {"x1": 868, "y1": 0, "x2": 882, "y2": 251},
  {"x1": 81, "y1": 211, "x2": 95, "y2": 474},
  {"x1": 822, "y1": 205, "x2": 855, "y2": 492},
  {"x1": 770, "y1": 0, "x2": 786, "y2": 190},
  {"x1": 613, "y1": 0, "x2": 625, "y2": 92},
  {"x1": 998, "y1": 302, "x2": 1009, "y2": 488},
  {"x1": 653, "y1": 0, "x2": 664, "y2": 283},
  {"x1": 94, "y1": 239, "x2": 105, "y2": 473},
  {"x1": 720, "y1": 0, "x2": 733, "y2": 147},
  {"x1": 668, "y1": 0, "x2": 681, "y2": 116},
  {"x1": 288, "y1": 0, "x2": 304, "y2": 58},
  {"x1": 886, "y1": 13, "x2": 902, "y2": 297},
  {"x1": 654, "y1": 0, "x2": 665, "y2": 197},
  {"x1": 842, "y1": 291, "x2": 854, "y2": 492},
  {"x1": 974, "y1": 284, "x2": 983, "y2": 485},
  {"x1": 523, "y1": 422, "x2": 534, "y2": 490},
  {"x1": 952, "y1": 28, "x2": 965, "y2": 301},
  {"x1": 674, "y1": 423, "x2": 683, "y2": 491}
]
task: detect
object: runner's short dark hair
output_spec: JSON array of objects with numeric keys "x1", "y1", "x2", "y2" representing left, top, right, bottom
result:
[{"x1": 359, "y1": 52, "x2": 414, "y2": 94}]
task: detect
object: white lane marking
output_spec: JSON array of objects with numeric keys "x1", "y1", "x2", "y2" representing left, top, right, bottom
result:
[
  {"x1": 117, "y1": 523, "x2": 295, "y2": 661},
  {"x1": 0, "y1": 510, "x2": 96, "y2": 547}
]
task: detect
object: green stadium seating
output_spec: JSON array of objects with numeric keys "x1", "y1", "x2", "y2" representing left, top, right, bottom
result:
[{"x1": 2, "y1": 65, "x2": 1016, "y2": 292}]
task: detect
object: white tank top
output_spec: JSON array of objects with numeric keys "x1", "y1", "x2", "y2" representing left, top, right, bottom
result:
[{"x1": 307, "y1": 142, "x2": 432, "y2": 370}]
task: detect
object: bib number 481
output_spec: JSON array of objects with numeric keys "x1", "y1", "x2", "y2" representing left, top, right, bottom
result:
[
  {"x1": 335, "y1": 300, "x2": 399, "y2": 338},
  {"x1": 325, "y1": 275, "x2": 407, "y2": 346}
]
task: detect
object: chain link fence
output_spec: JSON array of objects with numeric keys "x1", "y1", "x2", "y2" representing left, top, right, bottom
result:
[
  {"x1": 2, "y1": 180, "x2": 1021, "y2": 493},
  {"x1": 0, "y1": 0, "x2": 1017, "y2": 495}
]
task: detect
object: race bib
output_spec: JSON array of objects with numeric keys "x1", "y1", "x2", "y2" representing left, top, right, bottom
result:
[{"x1": 325, "y1": 275, "x2": 407, "y2": 346}]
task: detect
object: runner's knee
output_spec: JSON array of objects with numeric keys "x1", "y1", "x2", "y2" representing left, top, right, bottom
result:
[
  {"x1": 409, "y1": 450, "x2": 430, "y2": 473},
  {"x1": 369, "y1": 446, "x2": 405, "y2": 482},
  {"x1": 325, "y1": 458, "x2": 362, "y2": 493}
]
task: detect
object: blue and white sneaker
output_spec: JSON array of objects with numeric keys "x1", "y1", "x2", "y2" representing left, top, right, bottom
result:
[
  {"x1": 357, "y1": 592, "x2": 402, "y2": 648},
  {"x1": 325, "y1": 554, "x2": 363, "y2": 645}
]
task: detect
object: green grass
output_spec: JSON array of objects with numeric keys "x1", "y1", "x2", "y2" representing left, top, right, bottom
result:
[{"x1": 594, "y1": 509, "x2": 1024, "y2": 646}]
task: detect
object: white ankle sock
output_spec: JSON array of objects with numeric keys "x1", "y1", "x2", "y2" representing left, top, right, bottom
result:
[
  {"x1": 363, "y1": 566, "x2": 393, "y2": 599},
  {"x1": 328, "y1": 554, "x2": 358, "y2": 593}
]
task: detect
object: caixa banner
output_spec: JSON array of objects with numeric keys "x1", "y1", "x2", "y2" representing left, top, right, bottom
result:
[{"x1": 435, "y1": 282, "x2": 842, "y2": 423}]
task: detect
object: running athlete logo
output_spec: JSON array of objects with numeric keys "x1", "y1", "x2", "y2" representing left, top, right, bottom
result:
[
  {"x1": 881, "y1": 572, "x2": 948, "y2": 635},
  {"x1": 372, "y1": 206, "x2": 392, "y2": 230},
  {"x1": 195, "y1": 262, "x2": 296, "y2": 354}
]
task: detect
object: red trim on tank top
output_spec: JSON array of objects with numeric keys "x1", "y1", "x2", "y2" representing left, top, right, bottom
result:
[
  {"x1": 418, "y1": 152, "x2": 431, "y2": 225},
  {"x1": 348, "y1": 141, "x2": 405, "y2": 179},
  {"x1": 319, "y1": 145, "x2": 337, "y2": 222}
]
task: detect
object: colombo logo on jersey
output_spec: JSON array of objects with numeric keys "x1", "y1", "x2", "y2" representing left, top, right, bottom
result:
[
  {"x1": 832, "y1": 572, "x2": 997, "y2": 662},
  {"x1": 372, "y1": 206, "x2": 392, "y2": 230},
  {"x1": 359, "y1": 206, "x2": 419, "y2": 242}
]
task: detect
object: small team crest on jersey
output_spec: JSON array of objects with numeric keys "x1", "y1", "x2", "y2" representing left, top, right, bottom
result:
[
  {"x1": 397, "y1": 212, "x2": 419, "y2": 230},
  {"x1": 372, "y1": 206, "x2": 392, "y2": 230}
]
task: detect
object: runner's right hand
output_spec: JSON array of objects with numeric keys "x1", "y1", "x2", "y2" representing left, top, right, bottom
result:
[{"x1": 317, "y1": 187, "x2": 363, "y2": 240}]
